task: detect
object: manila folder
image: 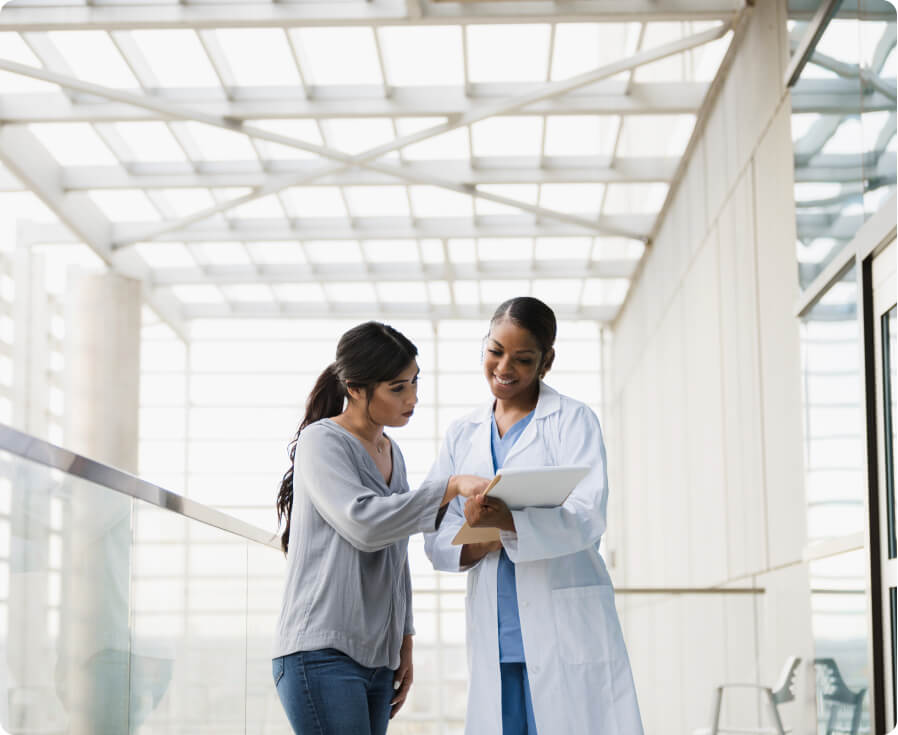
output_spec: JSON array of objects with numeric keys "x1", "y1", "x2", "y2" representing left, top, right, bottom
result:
[{"x1": 451, "y1": 465, "x2": 589, "y2": 545}]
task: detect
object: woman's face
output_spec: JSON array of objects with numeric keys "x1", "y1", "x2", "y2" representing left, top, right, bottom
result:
[
  {"x1": 365, "y1": 360, "x2": 420, "y2": 427},
  {"x1": 483, "y1": 319, "x2": 547, "y2": 403}
]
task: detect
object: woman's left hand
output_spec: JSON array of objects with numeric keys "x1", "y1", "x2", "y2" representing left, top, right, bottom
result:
[
  {"x1": 464, "y1": 495, "x2": 516, "y2": 532},
  {"x1": 391, "y1": 634, "x2": 414, "y2": 718}
]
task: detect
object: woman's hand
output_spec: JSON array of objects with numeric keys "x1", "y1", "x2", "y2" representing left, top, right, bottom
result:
[
  {"x1": 464, "y1": 495, "x2": 516, "y2": 532},
  {"x1": 460, "y1": 539, "x2": 502, "y2": 566},
  {"x1": 391, "y1": 634, "x2": 414, "y2": 719},
  {"x1": 444, "y1": 474, "x2": 491, "y2": 505}
]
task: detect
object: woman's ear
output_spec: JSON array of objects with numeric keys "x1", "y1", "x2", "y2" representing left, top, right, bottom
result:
[
  {"x1": 344, "y1": 383, "x2": 366, "y2": 403},
  {"x1": 540, "y1": 348, "x2": 556, "y2": 378}
]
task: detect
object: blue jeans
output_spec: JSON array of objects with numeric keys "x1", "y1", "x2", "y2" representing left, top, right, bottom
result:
[{"x1": 273, "y1": 649, "x2": 394, "y2": 735}]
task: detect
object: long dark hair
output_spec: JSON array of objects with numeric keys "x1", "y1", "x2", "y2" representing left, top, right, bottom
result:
[
  {"x1": 490, "y1": 296, "x2": 557, "y2": 371},
  {"x1": 276, "y1": 321, "x2": 418, "y2": 553}
]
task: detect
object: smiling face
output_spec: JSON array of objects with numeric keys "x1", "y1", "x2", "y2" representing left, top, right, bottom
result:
[
  {"x1": 364, "y1": 359, "x2": 420, "y2": 427},
  {"x1": 483, "y1": 318, "x2": 553, "y2": 405}
]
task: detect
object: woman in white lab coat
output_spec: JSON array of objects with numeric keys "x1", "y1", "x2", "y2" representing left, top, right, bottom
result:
[{"x1": 424, "y1": 297, "x2": 643, "y2": 735}]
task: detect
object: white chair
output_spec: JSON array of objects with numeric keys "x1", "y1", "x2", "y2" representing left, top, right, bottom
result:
[{"x1": 694, "y1": 657, "x2": 802, "y2": 735}]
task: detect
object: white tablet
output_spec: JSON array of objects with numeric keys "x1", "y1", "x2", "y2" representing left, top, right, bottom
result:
[{"x1": 451, "y1": 464, "x2": 590, "y2": 545}]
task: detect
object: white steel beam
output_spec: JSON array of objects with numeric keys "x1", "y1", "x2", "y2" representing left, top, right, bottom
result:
[
  {"x1": 0, "y1": 1, "x2": 744, "y2": 31},
  {"x1": 0, "y1": 83, "x2": 710, "y2": 123},
  {"x1": 789, "y1": 78, "x2": 897, "y2": 114},
  {"x1": 21, "y1": 214, "x2": 654, "y2": 244},
  {"x1": 178, "y1": 300, "x2": 619, "y2": 322},
  {"x1": 0, "y1": 125, "x2": 189, "y2": 340},
  {"x1": 150, "y1": 259, "x2": 639, "y2": 286},
  {"x1": 55, "y1": 157, "x2": 679, "y2": 190},
  {"x1": 784, "y1": 0, "x2": 842, "y2": 88},
  {"x1": 0, "y1": 22, "x2": 729, "y2": 245}
]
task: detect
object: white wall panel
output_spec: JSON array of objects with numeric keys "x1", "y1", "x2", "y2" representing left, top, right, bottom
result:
[
  {"x1": 752, "y1": 103, "x2": 805, "y2": 568},
  {"x1": 657, "y1": 294, "x2": 690, "y2": 586},
  {"x1": 718, "y1": 174, "x2": 768, "y2": 578},
  {"x1": 683, "y1": 229, "x2": 728, "y2": 586}
]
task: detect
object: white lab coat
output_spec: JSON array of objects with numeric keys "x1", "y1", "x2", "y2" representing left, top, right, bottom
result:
[{"x1": 424, "y1": 383, "x2": 643, "y2": 735}]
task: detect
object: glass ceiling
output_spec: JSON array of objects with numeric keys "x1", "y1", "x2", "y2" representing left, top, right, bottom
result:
[{"x1": 0, "y1": 0, "x2": 747, "y2": 329}]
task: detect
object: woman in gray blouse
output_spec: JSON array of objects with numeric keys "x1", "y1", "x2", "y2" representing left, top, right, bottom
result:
[{"x1": 273, "y1": 321, "x2": 488, "y2": 735}]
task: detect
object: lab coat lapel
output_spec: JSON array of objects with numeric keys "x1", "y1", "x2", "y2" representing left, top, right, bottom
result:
[
  {"x1": 466, "y1": 412, "x2": 495, "y2": 476},
  {"x1": 501, "y1": 381, "x2": 560, "y2": 467}
]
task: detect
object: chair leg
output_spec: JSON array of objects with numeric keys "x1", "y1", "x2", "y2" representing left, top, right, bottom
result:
[
  {"x1": 710, "y1": 687, "x2": 723, "y2": 735},
  {"x1": 764, "y1": 688, "x2": 786, "y2": 735}
]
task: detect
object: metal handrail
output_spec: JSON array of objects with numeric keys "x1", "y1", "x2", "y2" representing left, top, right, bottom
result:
[{"x1": 0, "y1": 423, "x2": 281, "y2": 550}]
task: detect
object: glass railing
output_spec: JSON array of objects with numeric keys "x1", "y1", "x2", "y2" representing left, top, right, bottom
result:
[{"x1": 0, "y1": 424, "x2": 290, "y2": 735}]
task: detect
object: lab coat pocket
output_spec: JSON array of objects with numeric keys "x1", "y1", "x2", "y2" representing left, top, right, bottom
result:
[{"x1": 552, "y1": 584, "x2": 613, "y2": 665}]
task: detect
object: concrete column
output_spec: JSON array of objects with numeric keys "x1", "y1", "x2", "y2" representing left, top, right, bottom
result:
[
  {"x1": 64, "y1": 270, "x2": 141, "y2": 472},
  {"x1": 60, "y1": 270, "x2": 142, "y2": 735}
]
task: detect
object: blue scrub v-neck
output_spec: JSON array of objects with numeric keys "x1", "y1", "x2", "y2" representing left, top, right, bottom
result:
[{"x1": 491, "y1": 409, "x2": 533, "y2": 664}]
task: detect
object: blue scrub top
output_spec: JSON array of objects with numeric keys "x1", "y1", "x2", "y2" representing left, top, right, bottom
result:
[{"x1": 491, "y1": 409, "x2": 534, "y2": 663}]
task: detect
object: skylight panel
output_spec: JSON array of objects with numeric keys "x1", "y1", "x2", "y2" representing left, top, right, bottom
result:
[
  {"x1": 453, "y1": 280, "x2": 480, "y2": 305},
  {"x1": 284, "y1": 187, "x2": 348, "y2": 219},
  {"x1": 362, "y1": 240, "x2": 419, "y2": 263},
  {"x1": 479, "y1": 238, "x2": 532, "y2": 262},
  {"x1": 532, "y1": 279, "x2": 581, "y2": 305},
  {"x1": 0, "y1": 33, "x2": 59, "y2": 93},
  {"x1": 409, "y1": 186, "x2": 472, "y2": 218},
  {"x1": 304, "y1": 240, "x2": 362, "y2": 264},
  {"x1": 130, "y1": 30, "x2": 220, "y2": 88},
  {"x1": 343, "y1": 186, "x2": 410, "y2": 218},
  {"x1": 551, "y1": 23, "x2": 640, "y2": 81},
  {"x1": 633, "y1": 22, "x2": 726, "y2": 83},
  {"x1": 617, "y1": 115, "x2": 695, "y2": 157},
  {"x1": 592, "y1": 236, "x2": 645, "y2": 261},
  {"x1": 471, "y1": 117, "x2": 543, "y2": 158},
  {"x1": 379, "y1": 26, "x2": 464, "y2": 86},
  {"x1": 215, "y1": 29, "x2": 301, "y2": 87},
  {"x1": 428, "y1": 282, "x2": 452, "y2": 304},
  {"x1": 230, "y1": 194, "x2": 285, "y2": 220},
  {"x1": 29, "y1": 123, "x2": 119, "y2": 166},
  {"x1": 475, "y1": 185, "x2": 539, "y2": 217},
  {"x1": 377, "y1": 281, "x2": 428, "y2": 303},
  {"x1": 816, "y1": 19, "x2": 862, "y2": 64},
  {"x1": 133, "y1": 242, "x2": 196, "y2": 268},
  {"x1": 540, "y1": 183, "x2": 604, "y2": 215},
  {"x1": 447, "y1": 239, "x2": 476, "y2": 264},
  {"x1": 253, "y1": 120, "x2": 325, "y2": 161},
  {"x1": 221, "y1": 284, "x2": 273, "y2": 303},
  {"x1": 534, "y1": 237, "x2": 592, "y2": 261},
  {"x1": 273, "y1": 283, "x2": 325, "y2": 302},
  {"x1": 171, "y1": 285, "x2": 225, "y2": 304},
  {"x1": 89, "y1": 190, "x2": 161, "y2": 222},
  {"x1": 480, "y1": 280, "x2": 532, "y2": 304},
  {"x1": 191, "y1": 242, "x2": 253, "y2": 266},
  {"x1": 467, "y1": 24, "x2": 550, "y2": 83},
  {"x1": 158, "y1": 189, "x2": 216, "y2": 219},
  {"x1": 544, "y1": 116, "x2": 619, "y2": 157},
  {"x1": 603, "y1": 183, "x2": 668, "y2": 214},
  {"x1": 290, "y1": 28, "x2": 382, "y2": 86},
  {"x1": 322, "y1": 119, "x2": 396, "y2": 155},
  {"x1": 325, "y1": 282, "x2": 377, "y2": 303},
  {"x1": 176, "y1": 122, "x2": 258, "y2": 161},
  {"x1": 581, "y1": 278, "x2": 630, "y2": 306},
  {"x1": 247, "y1": 242, "x2": 307, "y2": 265},
  {"x1": 821, "y1": 118, "x2": 864, "y2": 155},
  {"x1": 420, "y1": 239, "x2": 444, "y2": 264},
  {"x1": 113, "y1": 123, "x2": 188, "y2": 164},
  {"x1": 47, "y1": 31, "x2": 139, "y2": 88},
  {"x1": 396, "y1": 119, "x2": 470, "y2": 160}
]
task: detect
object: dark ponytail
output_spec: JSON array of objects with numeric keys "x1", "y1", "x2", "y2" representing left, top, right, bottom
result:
[{"x1": 276, "y1": 322, "x2": 418, "y2": 554}]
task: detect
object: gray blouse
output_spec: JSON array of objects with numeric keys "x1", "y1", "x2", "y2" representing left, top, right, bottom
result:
[{"x1": 272, "y1": 418, "x2": 448, "y2": 669}]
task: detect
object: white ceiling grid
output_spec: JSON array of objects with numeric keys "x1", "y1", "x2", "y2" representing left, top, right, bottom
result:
[{"x1": 0, "y1": 0, "x2": 752, "y2": 330}]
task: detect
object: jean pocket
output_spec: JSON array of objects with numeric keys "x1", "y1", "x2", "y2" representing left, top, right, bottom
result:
[{"x1": 272, "y1": 657, "x2": 285, "y2": 687}]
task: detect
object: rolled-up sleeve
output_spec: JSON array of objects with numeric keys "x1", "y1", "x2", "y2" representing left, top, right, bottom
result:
[{"x1": 297, "y1": 426, "x2": 448, "y2": 553}]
